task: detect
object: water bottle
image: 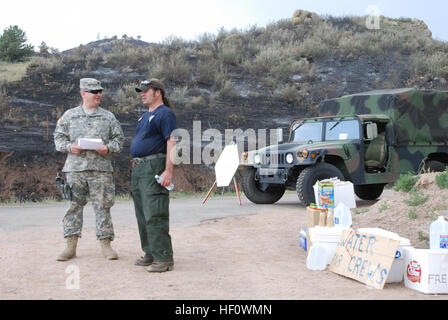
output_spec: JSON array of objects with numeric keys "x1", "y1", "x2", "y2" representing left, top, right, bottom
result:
[
  {"x1": 306, "y1": 243, "x2": 327, "y2": 270},
  {"x1": 155, "y1": 175, "x2": 174, "y2": 191},
  {"x1": 333, "y1": 202, "x2": 352, "y2": 228},
  {"x1": 430, "y1": 216, "x2": 448, "y2": 249}
]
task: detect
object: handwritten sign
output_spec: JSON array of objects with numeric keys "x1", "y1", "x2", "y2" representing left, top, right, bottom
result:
[{"x1": 329, "y1": 229, "x2": 400, "y2": 289}]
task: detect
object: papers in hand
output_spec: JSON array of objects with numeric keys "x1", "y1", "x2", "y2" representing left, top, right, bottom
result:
[{"x1": 77, "y1": 138, "x2": 104, "y2": 150}]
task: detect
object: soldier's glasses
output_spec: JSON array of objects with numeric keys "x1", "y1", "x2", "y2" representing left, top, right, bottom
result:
[{"x1": 85, "y1": 89, "x2": 103, "y2": 94}]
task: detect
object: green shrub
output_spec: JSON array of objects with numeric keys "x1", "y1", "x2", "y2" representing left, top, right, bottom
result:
[
  {"x1": 379, "y1": 201, "x2": 389, "y2": 212},
  {"x1": 272, "y1": 84, "x2": 300, "y2": 103},
  {"x1": 247, "y1": 45, "x2": 282, "y2": 75},
  {"x1": 408, "y1": 209, "x2": 418, "y2": 219},
  {"x1": 217, "y1": 80, "x2": 239, "y2": 98},
  {"x1": 353, "y1": 208, "x2": 369, "y2": 215},
  {"x1": 196, "y1": 60, "x2": 217, "y2": 85},
  {"x1": 0, "y1": 88, "x2": 20, "y2": 121},
  {"x1": 187, "y1": 95, "x2": 207, "y2": 109},
  {"x1": 435, "y1": 168, "x2": 448, "y2": 189},
  {"x1": 393, "y1": 173, "x2": 419, "y2": 192},
  {"x1": 0, "y1": 88, "x2": 9, "y2": 115},
  {"x1": 404, "y1": 188, "x2": 429, "y2": 206},
  {"x1": 110, "y1": 83, "x2": 141, "y2": 114},
  {"x1": 418, "y1": 231, "x2": 429, "y2": 242},
  {"x1": 151, "y1": 52, "x2": 192, "y2": 84},
  {"x1": 409, "y1": 51, "x2": 448, "y2": 78}
]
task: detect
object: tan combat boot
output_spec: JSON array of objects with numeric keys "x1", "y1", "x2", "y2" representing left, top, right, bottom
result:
[
  {"x1": 57, "y1": 235, "x2": 78, "y2": 261},
  {"x1": 99, "y1": 238, "x2": 118, "y2": 260}
]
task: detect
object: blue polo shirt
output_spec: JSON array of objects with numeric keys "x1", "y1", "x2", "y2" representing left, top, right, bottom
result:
[{"x1": 130, "y1": 105, "x2": 177, "y2": 158}]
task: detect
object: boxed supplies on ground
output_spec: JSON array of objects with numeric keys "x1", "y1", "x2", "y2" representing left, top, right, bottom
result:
[
  {"x1": 357, "y1": 228, "x2": 411, "y2": 283},
  {"x1": 403, "y1": 247, "x2": 448, "y2": 294},
  {"x1": 306, "y1": 205, "x2": 326, "y2": 254},
  {"x1": 317, "y1": 179, "x2": 335, "y2": 209},
  {"x1": 313, "y1": 178, "x2": 356, "y2": 209}
]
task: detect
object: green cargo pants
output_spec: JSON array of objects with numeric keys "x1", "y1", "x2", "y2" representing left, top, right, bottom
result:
[{"x1": 130, "y1": 156, "x2": 173, "y2": 263}]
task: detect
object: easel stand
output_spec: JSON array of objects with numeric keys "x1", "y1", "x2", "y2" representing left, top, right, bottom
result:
[{"x1": 202, "y1": 176, "x2": 242, "y2": 205}]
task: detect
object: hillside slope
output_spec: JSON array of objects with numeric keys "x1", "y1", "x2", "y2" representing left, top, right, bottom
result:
[{"x1": 0, "y1": 11, "x2": 447, "y2": 201}]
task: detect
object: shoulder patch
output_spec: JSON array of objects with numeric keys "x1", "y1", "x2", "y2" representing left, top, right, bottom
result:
[{"x1": 57, "y1": 117, "x2": 63, "y2": 125}]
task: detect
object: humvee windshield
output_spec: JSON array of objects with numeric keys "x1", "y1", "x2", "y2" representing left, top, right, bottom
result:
[
  {"x1": 291, "y1": 119, "x2": 360, "y2": 143},
  {"x1": 325, "y1": 119, "x2": 360, "y2": 141},
  {"x1": 291, "y1": 122, "x2": 323, "y2": 143}
]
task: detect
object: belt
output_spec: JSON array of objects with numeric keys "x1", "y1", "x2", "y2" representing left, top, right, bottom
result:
[{"x1": 133, "y1": 153, "x2": 166, "y2": 165}]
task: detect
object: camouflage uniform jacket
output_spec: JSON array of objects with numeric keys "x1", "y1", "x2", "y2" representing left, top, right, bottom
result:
[{"x1": 54, "y1": 106, "x2": 125, "y2": 172}]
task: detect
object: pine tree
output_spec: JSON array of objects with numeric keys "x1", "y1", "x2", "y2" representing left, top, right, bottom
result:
[{"x1": 0, "y1": 25, "x2": 34, "y2": 62}]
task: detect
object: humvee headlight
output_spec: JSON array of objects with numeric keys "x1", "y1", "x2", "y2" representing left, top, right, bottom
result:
[
  {"x1": 254, "y1": 154, "x2": 261, "y2": 164},
  {"x1": 286, "y1": 153, "x2": 294, "y2": 164}
]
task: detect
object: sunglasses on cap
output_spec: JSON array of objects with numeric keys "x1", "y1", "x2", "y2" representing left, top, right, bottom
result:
[
  {"x1": 84, "y1": 89, "x2": 103, "y2": 94},
  {"x1": 140, "y1": 80, "x2": 164, "y2": 89}
]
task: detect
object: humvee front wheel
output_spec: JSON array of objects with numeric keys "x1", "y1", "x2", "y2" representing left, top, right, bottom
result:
[
  {"x1": 241, "y1": 167, "x2": 286, "y2": 204},
  {"x1": 354, "y1": 184, "x2": 385, "y2": 200},
  {"x1": 296, "y1": 163, "x2": 345, "y2": 206}
]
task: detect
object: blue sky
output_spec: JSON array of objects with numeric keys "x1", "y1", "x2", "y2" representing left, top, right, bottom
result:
[{"x1": 1, "y1": 0, "x2": 446, "y2": 51}]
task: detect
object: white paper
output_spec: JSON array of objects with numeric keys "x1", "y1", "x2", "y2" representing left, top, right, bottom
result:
[
  {"x1": 78, "y1": 138, "x2": 104, "y2": 150},
  {"x1": 215, "y1": 144, "x2": 240, "y2": 187}
]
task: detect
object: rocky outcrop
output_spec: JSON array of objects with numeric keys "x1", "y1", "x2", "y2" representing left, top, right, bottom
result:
[{"x1": 292, "y1": 9, "x2": 321, "y2": 25}]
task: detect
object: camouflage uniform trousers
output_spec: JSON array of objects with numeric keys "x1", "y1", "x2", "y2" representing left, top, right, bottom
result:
[{"x1": 63, "y1": 171, "x2": 116, "y2": 240}]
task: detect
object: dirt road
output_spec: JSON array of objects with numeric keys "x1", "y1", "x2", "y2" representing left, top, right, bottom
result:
[{"x1": 0, "y1": 192, "x2": 446, "y2": 300}]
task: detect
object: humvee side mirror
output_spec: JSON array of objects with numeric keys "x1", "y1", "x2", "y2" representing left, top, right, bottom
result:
[
  {"x1": 276, "y1": 128, "x2": 283, "y2": 144},
  {"x1": 365, "y1": 123, "x2": 378, "y2": 140}
]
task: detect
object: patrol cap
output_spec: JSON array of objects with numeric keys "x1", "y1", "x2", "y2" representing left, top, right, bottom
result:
[
  {"x1": 80, "y1": 78, "x2": 104, "y2": 91},
  {"x1": 135, "y1": 78, "x2": 166, "y2": 93}
]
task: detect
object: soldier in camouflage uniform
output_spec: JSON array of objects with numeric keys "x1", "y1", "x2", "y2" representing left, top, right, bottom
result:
[{"x1": 54, "y1": 78, "x2": 125, "y2": 261}]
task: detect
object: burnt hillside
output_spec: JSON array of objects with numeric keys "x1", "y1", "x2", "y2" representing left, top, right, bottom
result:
[{"x1": 0, "y1": 11, "x2": 447, "y2": 202}]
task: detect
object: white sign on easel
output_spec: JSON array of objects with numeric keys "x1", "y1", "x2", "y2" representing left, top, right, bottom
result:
[{"x1": 203, "y1": 143, "x2": 242, "y2": 205}]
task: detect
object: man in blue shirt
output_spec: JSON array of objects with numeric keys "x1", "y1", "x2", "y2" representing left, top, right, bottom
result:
[{"x1": 130, "y1": 78, "x2": 177, "y2": 272}]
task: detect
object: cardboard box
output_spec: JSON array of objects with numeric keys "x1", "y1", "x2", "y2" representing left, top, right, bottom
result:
[
  {"x1": 313, "y1": 179, "x2": 356, "y2": 209},
  {"x1": 403, "y1": 247, "x2": 448, "y2": 294},
  {"x1": 306, "y1": 206, "x2": 326, "y2": 254},
  {"x1": 387, "y1": 238, "x2": 411, "y2": 283},
  {"x1": 317, "y1": 180, "x2": 335, "y2": 209}
]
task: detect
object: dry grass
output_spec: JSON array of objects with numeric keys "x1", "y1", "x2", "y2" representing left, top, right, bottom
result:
[
  {"x1": 0, "y1": 61, "x2": 30, "y2": 83},
  {"x1": 10, "y1": 13, "x2": 447, "y2": 117}
]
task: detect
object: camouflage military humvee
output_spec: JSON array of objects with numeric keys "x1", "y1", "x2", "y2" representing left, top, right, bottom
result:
[{"x1": 241, "y1": 88, "x2": 448, "y2": 205}]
